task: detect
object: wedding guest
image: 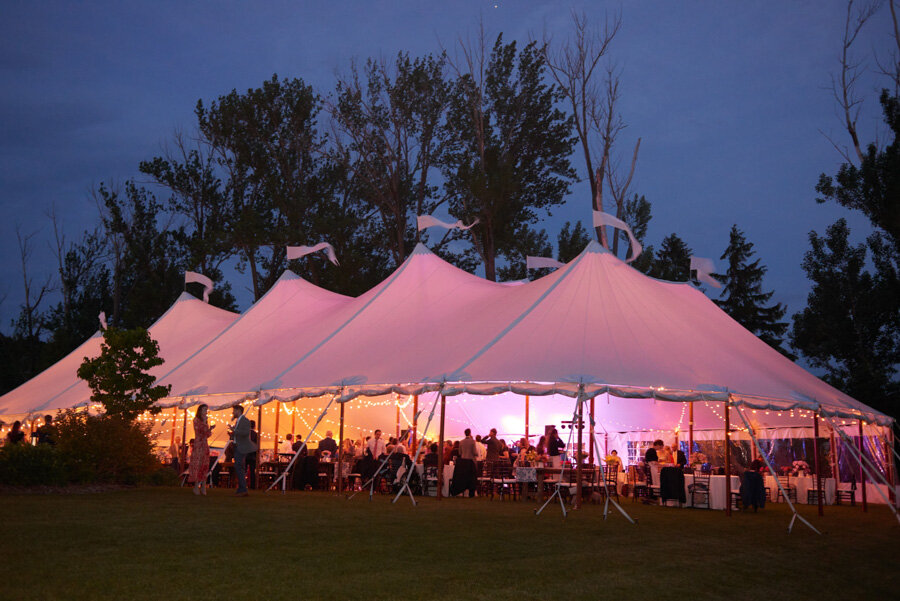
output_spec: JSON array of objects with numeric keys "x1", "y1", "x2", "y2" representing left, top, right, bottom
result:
[
  {"x1": 229, "y1": 405, "x2": 256, "y2": 496},
  {"x1": 645, "y1": 440, "x2": 663, "y2": 463},
  {"x1": 450, "y1": 428, "x2": 478, "y2": 497},
  {"x1": 319, "y1": 430, "x2": 338, "y2": 457},
  {"x1": 168, "y1": 436, "x2": 182, "y2": 471},
  {"x1": 36, "y1": 415, "x2": 54, "y2": 445},
  {"x1": 189, "y1": 404, "x2": 215, "y2": 496},
  {"x1": 536, "y1": 435, "x2": 547, "y2": 459},
  {"x1": 279, "y1": 434, "x2": 295, "y2": 455},
  {"x1": 482, "y1": 428, "x2": 503, "y2": 462},
  {"x1": 475, "y1": 435, "x2": 487, "y2": 461},
  {"x1": 606, "y1": 449, "x2": 623, "y2": 472},
  {"x1": 547, "y1": 428, "x2": 565, "y2": 468},
  {"x1": 366, "y1": 429, "x2": 386, "y2": 459},
  {"x1": 5, "y1": 421, "x2": 25, "y2": 445},
  {"x1": 292, "y1": 433, "x2": 306, "y2": 453},
  {"x1": 423, "y1": 443, "x2": 439, "y2": 468},
  {"x1": 658, "y1": 445, "x2": 674, "y2": 464}
]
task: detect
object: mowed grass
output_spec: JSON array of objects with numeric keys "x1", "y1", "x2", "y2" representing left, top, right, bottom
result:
[{"x1": 1, "y1": 487, "x2": 898, "y2": 601}]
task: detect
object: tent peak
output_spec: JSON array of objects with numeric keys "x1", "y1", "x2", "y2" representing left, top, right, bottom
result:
[
  {"x1": 410, "y1": 242, "x2": 432, "y2": 256},
  {"x1": 584, "y1": 240, "x2": 612, "y2": 255},
  {"x1": 175, "y1": 291, "x2": 198, "y2": 302},
  {"x1": 277, "y1": 269, "x2": 300, "y2": 281}
]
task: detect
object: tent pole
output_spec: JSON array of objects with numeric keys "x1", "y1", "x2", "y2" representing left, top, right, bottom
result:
[
  {"x1": 256, "y1": 405, "x2": 263, "y2": 490},
  {"x1": 813, "y1": 411, "x2": 823, "y2": 516},
  {"x1": 830, "y1": 427, "x2": 839, "y2": 489},
  {"x1": 724, "y1": 400, "x2": 732, "y2": 517},
  {"x1": 437, "y1": 394, "x2": 446, "y2": 501},
  {"x1": 273, "y1": 401, "x2": 281, "y2": 458},
  {"x1": 859, "y1": 420, "x2": 868, "y2": 512},
  {"x1": 412, "y1": 395, "x2": 418, "y2": 450},
  {"x1": 169, "y1": 406, "x2": 177, "y2": 449},
  {"x1": 888, "y1": 427, "x2": 897, "y2": 507},
  {"x1": 338, "y1": 400, "x2": 345, "y2": 495},
  {"x1": 689, "y1": 402, "x2": 694, "y2": 457},
  {"x1": 291, "y1": 401, "x2": 296, "y2": 438},
  {"x1": 181, "y1": 408, "x2": 188, "y2": 465},
  {"x1": 525, "y1": 395, "x2": 530, "y2": 443},
  {"x1": 588, "y1": 396, "x2": 595, "y2": 465},
  {"x1": 395, "y1": 396, "x2": 400, "y2": 439},
  {"x1": 575, "y1": 398, "x2": 583, "y2": 510}
]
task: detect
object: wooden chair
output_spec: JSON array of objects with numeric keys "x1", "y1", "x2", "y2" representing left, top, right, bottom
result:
[
  {"x1": 597, "y1": 465, "x2": 619, "y2": 501},
  {"x1": 490, "y1": 462, "x2": 517, "y2": 500},
  {"x1": 629, "y1": 465, "x2": 650, "y2": 502},
  {"x1": 776, "y1": 474, "x2": 797, "y2": 503},
  {"x1": 688, "y1": 470, "x2": 711, "y2": 509}
]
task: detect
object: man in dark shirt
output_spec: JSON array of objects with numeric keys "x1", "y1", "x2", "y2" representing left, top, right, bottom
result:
[
  {"x1": 319, "y1": 430, "x2": 338, "y2": 456},
  {"x1": 482, "y1": 428, "x2": 503, "y2": 462},
  {"x1": 644, "y1": 439, "x2": 663, "y2": 463}
]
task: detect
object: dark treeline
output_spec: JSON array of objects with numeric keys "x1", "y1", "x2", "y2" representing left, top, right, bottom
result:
[{"x1": 1, "y1": 10, "x2": 896, "y2": 419}]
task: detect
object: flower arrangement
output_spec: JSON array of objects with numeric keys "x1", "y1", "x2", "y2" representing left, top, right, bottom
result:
[
  {"x1": 524, "y1": 449, "x2": 538, "y2": 464},
  {"x1": 689, "y1": 452, "x2": 707, "y2": 468},
  {"x1": 791, "y1": 460, "x2": 811, "y2": 476}
]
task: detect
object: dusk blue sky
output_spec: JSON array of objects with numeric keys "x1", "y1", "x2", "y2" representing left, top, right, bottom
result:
[{"x1": 0, "y1": 1, "x2": 894, "y2": 345}]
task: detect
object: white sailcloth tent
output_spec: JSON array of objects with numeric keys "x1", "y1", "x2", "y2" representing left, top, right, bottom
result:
[
  {"x1": 0, "y1": 292, "x2": 238, "y2": 419},
  {"x1": 158, "y1": 241, "x2": 889, "y2": 430}
]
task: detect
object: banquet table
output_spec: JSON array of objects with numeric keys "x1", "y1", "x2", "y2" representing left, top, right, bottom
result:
[
  {"x1": 684, "y1": 473, "x2": 741, "y2": 510},
  {"x1": 414, "y1": 464, "x2": 453, "y2": 497},
  {"x1": 765, "y1": 475, "x2": 836, "y2": 505}
]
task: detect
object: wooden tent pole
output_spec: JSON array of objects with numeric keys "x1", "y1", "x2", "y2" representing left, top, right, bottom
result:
[
  {"x1": 813, "y1": 411, "x2": 824, "y2": 516},
  {"x1": 273, "y1": 401, "x2": 281, "y2": 456},
  {"x1": 338, "y1": 401, "x2": 345, "y2": 495},
  {"x1": 589, "y1": 396, "x2": 595, "y2": 465},
  {"x1": 575, "y1": 398, "x2": 583, "y2": 509},
  {"x1": 859, "y1": 420, "x2": 868, "y2": 512},
  {"x1": 411, "y1": 395, "x2": 418, "y2": 449},
  {"x1": 724, "y1": 400, "x2": 732, "y2": 517},
  {"x1": 525, "y1": 395, "x2": 530, "y2": 442},
  {"x1": 169, "y1": 407, "x2": 177, "y2": 448},
  {"x1": 830, "y1": 428, "x2": 839, "y2": 486},
  {"x1": 257, "y1": 405, "x2": 263, "y2": 490},
  {"x1": 437, "y1": 394, "x2": 446, "y2": 500},
  {"x1": 181, "y1": 408, "x2": 188, "y2": 464},
  {"x1": 291, "y1": 401, "x2": 296, "y2": 437},
  {"x1": 689, "y1": 402, "x2": 694, "y2": 457},
  {"x1": 888, "y1": 427, "x2": 897, "y2": 507},
  {"x1": 395, "y1": 397, "x2": 400, "y2": 439}
]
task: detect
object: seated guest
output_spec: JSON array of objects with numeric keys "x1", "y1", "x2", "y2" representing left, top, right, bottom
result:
[
  {"x1": 292, "y1": 434, "x2": 306, "y2": 453},
  {"x1": 341, "y1": 438, "x2": 355, "y2": 459},
  {"x1": 279, "y1": 434, "x2": 295, "y2": 454},
  {"x1": 423, "y1": 443, "x2": 439, "y2": 467},
  {"x1": 319, "y1": 430, "x2": 338, "y2": 456},
  {"x1": 535, "y1": 435, "x2": 547, "y2": 460},
  {"x1": 5, "y1": 421, "x2": 25, "y2": 445},
  {"x1": 606, "y1": 449, "x2": 623, "y2": 472}
]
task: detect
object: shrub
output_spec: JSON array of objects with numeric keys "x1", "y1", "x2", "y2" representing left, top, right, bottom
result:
[
  {"x1": 0, "y1": 443, "x2": 68, "y2": 486},
  {"x1": 52, "y1": 409, "x2": 160, "y2": 484}
]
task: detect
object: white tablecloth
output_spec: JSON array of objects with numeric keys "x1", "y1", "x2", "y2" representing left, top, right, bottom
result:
[
  {"x1": 683, "y1": 474, "x2": 741, "y2": 510},
  {"x1": 765, "y1": 475, "x2": 836, "y2": 505},
  {"x1": 414, "y1": 464, "x2": 453, "y2": 496}
]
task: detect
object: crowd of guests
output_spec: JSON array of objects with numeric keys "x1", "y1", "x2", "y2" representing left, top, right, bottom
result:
[{"x1": 3, "y1": 415, "x2": 55, "y2": 447}]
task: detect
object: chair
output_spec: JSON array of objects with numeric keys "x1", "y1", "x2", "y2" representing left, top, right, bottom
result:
[
  {"x1": 596, "y1": 465, "x2": 619, "y2": 502},
  {"x1": 422, "y1": 465, "x2": 439, "y2": 496},
  {"x1": 806, "y1": 476, "x2": 823, "y2": 505},
  {"x1": 515, "y1": 466, "x2": 538, "y2": 500},
  {"x1": 629, "y1": 465, "x2": 650, "y2": 502},
  {"x1": 776, "y1": 475, "x2": 797, "y2": 503},
  {"x1": 688, "y1": 470, "x2": 711, "y2": 509},
  {"x1": 478, "y1": 461, "x2": 494, "y2": 497},
  {"x1": 489, "y1": 462, "x2": 517, "y2": 500},
  {"x1": 836, "y1": 479, "x2": 856, "y2": 506}
]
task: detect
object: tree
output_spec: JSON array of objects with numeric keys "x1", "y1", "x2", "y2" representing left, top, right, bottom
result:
[
  {"x1": 557, "y1": 220, "x2": 592, "y2": 262},
  {"x1": 497, "y1": 226, "x2": 552, "y2": 281},
  {"x1": 791, "y1": 220, "x2": 898, "y2": 412},
  {"x1": 714, "y1": 225, "x2": 793, "y2": 358},
  {"x1": 330, "y1": 52, "x2": 449, "y2": 267},
  {"x1": 442, "y1": 32, "x2": 577, "y2": 281},
  {"x1": 649, "y1": 233, "x2": 692, "y2": 282},
  {"x1": 77, "y1": 327, "x2": 171, "y2": 423}
]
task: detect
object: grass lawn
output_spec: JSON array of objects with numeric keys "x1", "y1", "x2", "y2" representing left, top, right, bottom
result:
[{"x1": 1, "y1": 487, "x2": 898, "y2": 600}]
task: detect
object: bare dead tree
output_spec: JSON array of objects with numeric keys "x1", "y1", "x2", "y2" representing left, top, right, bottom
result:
[
  {"x1": 543, "y1": 10, "x2": 644, "y2": 251},
  {"x1": 15, "y1": 226, "x2": 52, "y2": 342},
  {"x1": 824, "y1": 0, "x2": 882, "y2": 164}
]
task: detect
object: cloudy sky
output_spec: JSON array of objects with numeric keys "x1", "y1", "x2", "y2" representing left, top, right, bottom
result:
[{"x1": 0, "y1": 1, "x2": 893, "y2": 336}]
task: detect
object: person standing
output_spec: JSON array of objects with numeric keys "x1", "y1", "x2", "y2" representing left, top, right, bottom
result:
[
  {"x1": 189, "y1": 404, "x2": 215, "y2": 496},
  {"x1": 450, "y1": 429, "x2": 478, "y2": 497},
  {"x1": 547, "y1": 428, "x2": 565, "y2": 468},
  {"x1": 36, "y1": 415, "x2": 55, "y2": 445},
  {"x1": 5, "y1": 421, "x2": 25, "y2": 445},
  {"x1": 366, "y1": 429, "x2": 386, "y2": 460},
  {"x1": 229, "y1": 405, "x2": 256, "y2": 496}
]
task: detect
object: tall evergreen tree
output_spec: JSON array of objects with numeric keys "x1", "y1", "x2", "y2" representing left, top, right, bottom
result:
[
  {"x1": 714, "y1": 225, "x2": 793, "y2": 358},
  {"x1": 557, "y1": 221, "x2": 591, "y2": 262},
  {"x1": 649, "y1": 233, "x2": 691, "y2": 282}
]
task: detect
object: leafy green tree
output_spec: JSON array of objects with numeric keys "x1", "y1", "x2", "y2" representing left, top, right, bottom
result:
[
  {"x1": 332, "y1": 52, "x2": 449, "y2": 267},
  {"x1": 714, "y1": 225, "x2": 793, "y2": 358},
  {"x1": 77, "y1": 327, "x2": 171, "y2": 423},
  {"x1": 649, "y1": 233, "x2": 691, "y2": 282},
  {"x1": 442, "y1": 34, "x2": 577, "y2": 280},
  {"x1": 197, "y1": 75, "x2": 330, "y2": 300},
  {"x1": 790, "y1": 219, "x2": 898, "y2": 413},
  {"x1": 498, "y1": 226, "x2": 552, "y2": 281}
]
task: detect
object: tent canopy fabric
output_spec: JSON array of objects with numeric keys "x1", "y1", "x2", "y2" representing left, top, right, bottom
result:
[
  {"x1": 157, "y1": 242, "x2": 890, "y2": 426},
  {"x1": 0, "y1": 292, "x2": 238, "y2": 418}
]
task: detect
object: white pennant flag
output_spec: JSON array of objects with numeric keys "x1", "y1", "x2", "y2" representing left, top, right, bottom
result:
[
  {"x1": 286, "y1": 242, "x2": 339, "y2": 266},
  {"x1": 592, "y1": 211, "x2": 643, "y2": 263},
  {"x1": 690, "y1": 256, "x2": 722, "y2": 288},
  {"x1": 416, "y1": 215, "x2": 480, "y2": 232},
  {"x1": 98, "y1": 311, "x2": 107, "y2": 330},
  {"x1": 185, "y1": 271, "x2": 214, "y2": 303},
  {"x1": 526, "y1": 256, "x2": 565, "y2": 270}
]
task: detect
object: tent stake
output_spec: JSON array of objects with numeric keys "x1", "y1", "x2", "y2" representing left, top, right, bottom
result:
[
  {"x1": 734, "y1": 406, "x2": 820, "y2": 534},
  {"x1": 813, "y1": 411, "x2": 823, "y2": 516}
]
